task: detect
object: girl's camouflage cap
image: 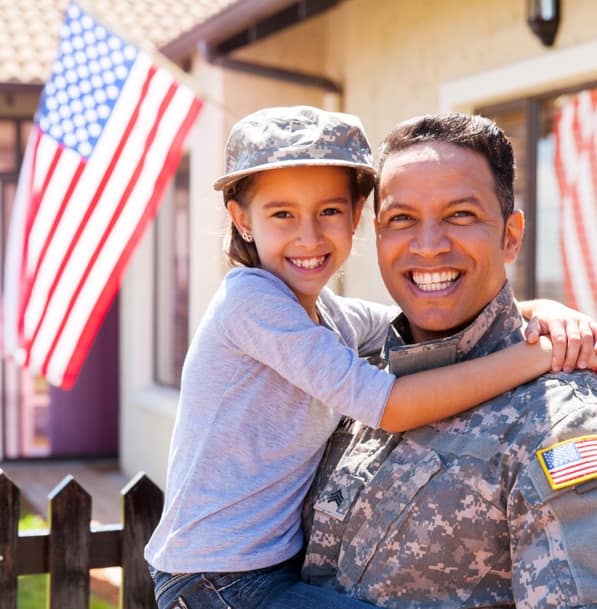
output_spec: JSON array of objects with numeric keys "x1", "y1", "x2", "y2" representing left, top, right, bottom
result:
[{"x1": 213, "y1": 105, "x2": 376, "y2": 191}]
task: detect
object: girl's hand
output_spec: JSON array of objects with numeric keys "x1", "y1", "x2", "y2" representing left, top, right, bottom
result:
[{"x1": 522, "y1": 299, "x2": 597, "y2": 372}]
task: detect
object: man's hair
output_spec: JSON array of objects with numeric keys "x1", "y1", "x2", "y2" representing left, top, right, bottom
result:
[{"x1": 374, "y1": 112, "x2": 515, "y2": 219}]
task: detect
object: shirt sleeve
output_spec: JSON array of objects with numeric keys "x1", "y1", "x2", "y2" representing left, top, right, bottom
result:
[
  {"x1": 217, "y1": 270, "x2": 395, "y2": 428},
  {"x1": 508, "y1": 394, "x2": 597, "y2": 608}
]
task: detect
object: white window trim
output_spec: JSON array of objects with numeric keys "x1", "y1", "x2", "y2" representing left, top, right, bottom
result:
[
  {"x1": 131, "y1": 384, "x2": 179, "y2": 418},
  {"x1": 440, "y1": 39, "x2": 597, "y2": 112}
]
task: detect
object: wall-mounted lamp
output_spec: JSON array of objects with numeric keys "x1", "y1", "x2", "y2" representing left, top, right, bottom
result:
[{"x1": 527, "y1": 0, "x2": 560, "y2": 47}]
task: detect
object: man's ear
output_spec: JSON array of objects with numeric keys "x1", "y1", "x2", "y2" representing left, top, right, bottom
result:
[
  {"x1": 227, "y1": 200, "x2": 251, "y2": 236},
  {"x1": 503, "y1": 209, "x2": 525, "y2": 263},
  {"x1": 373, "y1": 215, "x2": 381, "y2": 239}
]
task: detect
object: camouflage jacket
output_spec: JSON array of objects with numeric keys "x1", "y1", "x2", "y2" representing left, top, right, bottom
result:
[{"x1": 302, "y1": 283, "x2": 597, "y2": 609}]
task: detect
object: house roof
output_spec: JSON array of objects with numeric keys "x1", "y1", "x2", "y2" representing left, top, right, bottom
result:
[{"x1": 0, "y1": 0, "x2": 242, "y2": 86}]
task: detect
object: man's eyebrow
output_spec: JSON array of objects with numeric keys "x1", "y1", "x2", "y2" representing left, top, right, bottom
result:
[
  {"x1": 446, "y1": 196, "x2": 483, "y2": 207},
  {"x1": 380, "y1": 196, "x2": 483, "y2": 210},
  {"x1": 378, "y1": 199, "x2": 408, "y2": 211}
]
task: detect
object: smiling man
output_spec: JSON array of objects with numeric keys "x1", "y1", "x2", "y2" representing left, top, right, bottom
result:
[
  {"x1": 302, "y1": 113, "x2": 597, "y2": 609},
  {"x1": 375, "y1": 134, "x2": 523, "y2": 342}
]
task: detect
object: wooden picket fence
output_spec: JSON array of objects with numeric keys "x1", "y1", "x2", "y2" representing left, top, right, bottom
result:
[{"x1": 0, "y1": 470, "x2": 163, "y2": 609}]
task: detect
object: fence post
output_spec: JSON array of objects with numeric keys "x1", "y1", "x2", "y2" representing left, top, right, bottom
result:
[
  {"x1": 0, "y1": 472, "x2": 19, "y2": 609},
  {"x1": 121, "y1": 473, "x2": 163, "y2": 609},
  {"x1": 48, "y1": 475, "x2": 92, "y2": 609}
]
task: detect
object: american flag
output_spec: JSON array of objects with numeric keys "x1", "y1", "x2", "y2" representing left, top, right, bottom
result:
[
  {"x1": 537, "y1": 435, "x2": 597, "y2": 490},
  {"x1": 553, "y1": 90, "x2": 597, "y2": 318},
  {"x1": 3, "y1": 1, "x2": 202, "y2": 389}
]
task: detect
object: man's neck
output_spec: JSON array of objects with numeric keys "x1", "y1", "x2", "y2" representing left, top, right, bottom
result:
[
  {"x1": 397, "y1": 284, "x2": 507, "y2": 346},
  {"x1": 409, "y1": 321, "x2": 474, "y2": 344},
  {"x1": 384, "y1": 282, "x2": 523, "y2": 377}
]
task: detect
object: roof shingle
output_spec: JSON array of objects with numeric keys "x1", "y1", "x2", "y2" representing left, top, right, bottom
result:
[{"x1": 0, "y1": 0, "x2": 240, "y2": 85}]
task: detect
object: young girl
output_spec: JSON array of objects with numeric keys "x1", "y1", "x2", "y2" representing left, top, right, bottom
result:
[{"x1": 145, "y1": 105, "x2": 596, "y2": 609}]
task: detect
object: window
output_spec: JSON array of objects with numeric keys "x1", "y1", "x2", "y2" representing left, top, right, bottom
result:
[
  {"x1": 480, "y1": 84, "x2": 597, "y2": 317},
  {"x1": 153, "y1": 155, "x2": 190, "y2": 387},
  {"x1": 1, "y1": 117, "x2": 50, "y2": 458}
]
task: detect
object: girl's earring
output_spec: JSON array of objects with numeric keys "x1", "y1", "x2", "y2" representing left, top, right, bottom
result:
[{"x1": 241, "y1": 231, "x2": 254, "y2": 243}]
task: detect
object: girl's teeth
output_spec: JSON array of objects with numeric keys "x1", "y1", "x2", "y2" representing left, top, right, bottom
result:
[
  {"x1": 290, "y1": 256, "x2": 326, "y2": 269},
  {"x1": 411, "y1": 270, "x2": 459, "y2": 292}
]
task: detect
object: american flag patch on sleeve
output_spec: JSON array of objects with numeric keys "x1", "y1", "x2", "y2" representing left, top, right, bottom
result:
[{"x1": 537, "y1": 435, "x2": 597, "y2": 490}]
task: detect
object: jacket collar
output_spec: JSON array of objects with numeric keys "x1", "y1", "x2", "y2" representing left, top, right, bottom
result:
[{"x1": 383, "y1": 281, "x2": 524, "y2": 376}]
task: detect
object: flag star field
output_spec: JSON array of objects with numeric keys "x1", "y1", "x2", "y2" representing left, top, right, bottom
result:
[{"x1": 37, "y1": 4, "x2": 136, "y2": 159}]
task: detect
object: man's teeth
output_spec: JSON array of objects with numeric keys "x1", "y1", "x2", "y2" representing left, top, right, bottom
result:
[
  {"x1": 411, "y1": 270, "x2": 459, "y2": 292},
  {"x1": 290, "y1": 256, "x2": 326, "y2": 269}
]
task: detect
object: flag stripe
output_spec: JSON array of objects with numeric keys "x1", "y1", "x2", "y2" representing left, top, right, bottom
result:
[
  {"x1": 47, "y1": 83, "x2": 200, "y2": 383},
  {"x1": 551, "y1": 458, "x2": 597, "y2": 482},
  {"x1": 59, "y1": 94, "x2": 202, "y2": 387},
  {"x1": 23, "y1": 62, "x2": 157, "y2": 368},
  {"x1": 32, "y1": 61, "x2": 164, "y2": 368},
  {"x1": 28, "y1": 143, "x2": 84, "y2": 266},
  {"x1": 23, "y1": 134, "x2": 59, "y2": 274},
  {"x1": 564, "y1": 151, "x2": 597, "y2": 308},
  {"x1": 16, "y1": 130, "x2": 43, "y2": 342},
  {"x1": 40, "y1": 74, "x2": 177, "y2": 377},
  {"x1": 557, "y1": 99, "x2": 583, "y2": 311},
  {"x1": 23, "y1": 148, "x2": 85, "y2": 340},
  {"x1": 47, "y1": 69, "x2": 201, "y2": 378},
  {"x1": 554, "y1": 90, "x2": 597, "y2": 318},
  {"x1": 21, "y1": 157, "x2": 85, "y2": 351},
  {"x1": 22, "y1": 57, "x2": 154, "y2": 348}
]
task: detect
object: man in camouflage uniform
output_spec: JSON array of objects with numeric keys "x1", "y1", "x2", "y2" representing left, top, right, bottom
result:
[{"x1": 302, "y1": 113, "x2": 597, "y2": 609}]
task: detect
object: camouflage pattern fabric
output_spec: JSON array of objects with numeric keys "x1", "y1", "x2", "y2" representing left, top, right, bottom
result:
[
  {"x1": 213, "y1": 105, "x2": 376, "y2": 191},
  {"x1": 302, "y1": 282, "x2": 597, "y2": 609}
]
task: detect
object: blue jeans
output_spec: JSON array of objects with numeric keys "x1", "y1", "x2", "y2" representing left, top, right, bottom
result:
[{"x1": 148, "y1": 556, "x2": 378, "y2": 609}]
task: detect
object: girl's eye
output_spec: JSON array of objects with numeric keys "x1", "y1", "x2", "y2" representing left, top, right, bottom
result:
[
  {"x1": 272, "y1": 210, "x2": 291, "y2": 219},
  {"x1": 321, "y1": 207, "x2": 341, "y2": 216}
]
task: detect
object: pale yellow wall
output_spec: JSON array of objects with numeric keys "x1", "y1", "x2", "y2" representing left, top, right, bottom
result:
[
  {"x1": 119, "y1": 212, "x2": 178, "y2": 486},
  {"x1": 327, "y1": 0, "x2": 597, "y2": 303},
  {"x1": 335, "y1": 0, "x2": 597, "y2": 143},
  {"x1": 218, "y1": 15, "x2": 334, "y2": 134},
  {"x1": 120, "y1": 0, "x2": 597, "y2": 483}
]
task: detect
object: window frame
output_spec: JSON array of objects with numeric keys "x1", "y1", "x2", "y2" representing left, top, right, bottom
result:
[
  {"x1": 477, "y1": 78, "x2": 597, "y2": 300},
  {"x1": 152, "y1": 154, "x2": 191, "y2": 389}
]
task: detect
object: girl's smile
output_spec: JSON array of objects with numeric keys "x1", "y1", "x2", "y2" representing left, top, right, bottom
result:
[{"x1": 287, "y1": 254, "x2": 330, "y2": 271}]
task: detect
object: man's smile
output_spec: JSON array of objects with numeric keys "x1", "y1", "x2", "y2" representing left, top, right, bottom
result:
[{"x1": 410, "y1": 269, "x2": 461, "y2": 292}]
